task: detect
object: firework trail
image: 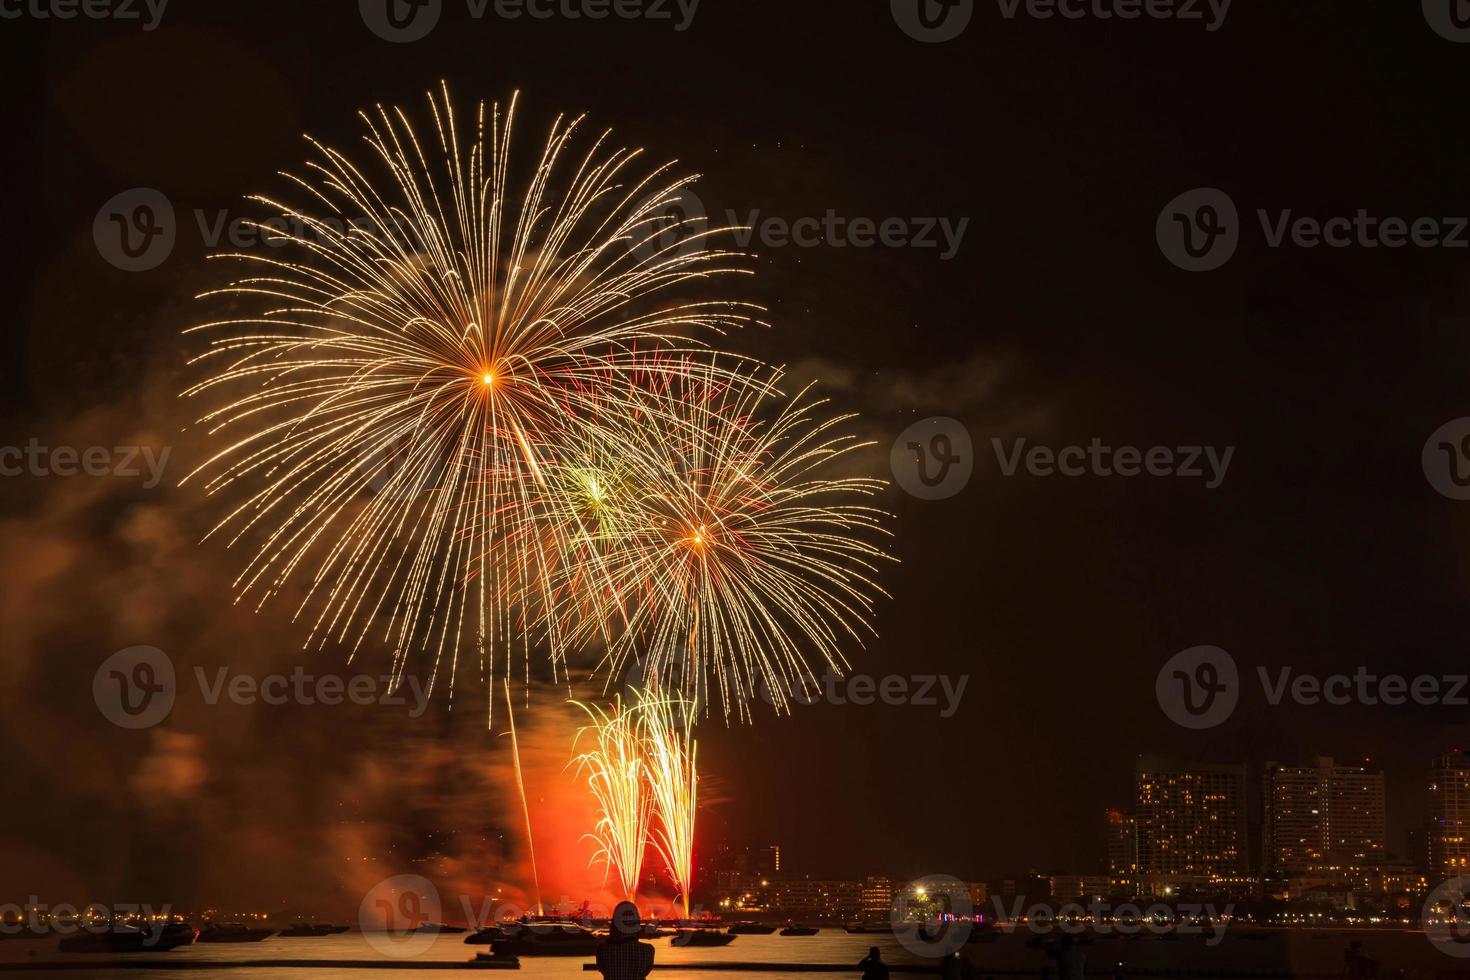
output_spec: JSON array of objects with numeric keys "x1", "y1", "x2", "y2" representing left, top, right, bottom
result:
[
  {"x1": 570, "y1": 697, "x2": 651, "y2": 901},
  {"x1": 638, "y1": 691, "x2": 698, "y2": 919},
  {"x1": 180, "y1": 84, "x2": 762, "y2": 720},
  {"x1": 545, "y1": 360, "x2": 894, "y2": 721}
]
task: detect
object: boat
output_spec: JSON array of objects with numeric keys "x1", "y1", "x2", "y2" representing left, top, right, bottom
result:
[
  {"x1": 465, "y1": 926, "x2": 508, "y2": 944},
  {"x1": 278, "y1": 922, "x2": 334, "y2": 937},
  {"x1": 416, "y1": 922, "x2": 468, "y2": 934},
  {"x1": 673, "y1": 929, "x2": 736, "y2": 947},
  {"x1": 198, "y1": 922, "x2": 276, "y2": 943},
  {"x1": 726, "y1": 922, "x2": 776, "y2": 935},
  {"x1": 58, "y1": 922, "x2": 197, "y2": 953},
  {"x1": 470, "y1": 951, "x2": 522, "y2": 969},
  {"x1": 844, "y1": 922, "x2": 893, "y2": 934},
  {"x1": 779, "y1": 925, "x2": 819, "y2": 936},
  {"x1": 322, "y1": 923, "x2": 350, "y2": 934},
  {"x1": 489, "y1": 922, "x2": 603, "y2": 956}
]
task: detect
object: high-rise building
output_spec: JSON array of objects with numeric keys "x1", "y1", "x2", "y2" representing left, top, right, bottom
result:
[
  {"x1": 1134, "y1": 756, "x2": 1248, "y2": 880},
  {"x1": 1262, "y1": 758, "x2": 1385, "y2": 875},
  {"x1": 858, "y1": 876, "x2": 893, "y2": 920},
  {"x1": 765, "y1": 878, "x2": 861, "y2": 921},
  {"x1": 1106, "y1": 809, "x2": 1137, "y2": 882},
  {"x1": 1429, "y1": 750, "x2": 1470, "y2": 878}
]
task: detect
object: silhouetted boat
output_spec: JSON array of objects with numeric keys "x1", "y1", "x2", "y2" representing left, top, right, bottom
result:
[
  {"x1": 673, "y1": 929, "x2": 736, "y2": 947},
  {"x1": 727, "y1": 922, "x2": 776, "y2": 935},
  {"x1": 489, "y1": 923, "x2": 602, "y2": 956},
  {"x1": 198, "y1": 922, "x2": 275, "y2": 943},
  {"x1": 844, "y1": 922, "x2": 892, "y2": 934},
  {"x1": 416, "y1": 922, "x2": 468, "y2": 934},
  {"x1": 470, "y1": 951, "x2": 522, "y2": 968},
  {"x1": 58, "y1": 922, "x2": 197, "y2": 953},
  {"x1": 780, "y1": 925, "x2": 819, "y2": 936},
  {"x1": 279, "y1": 922, "x2": 335, "y2": 937}
]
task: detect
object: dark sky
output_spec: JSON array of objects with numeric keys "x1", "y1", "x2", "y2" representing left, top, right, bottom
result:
[{"x1": 5, "y1": 0, "x2": 1470, "y2": 916}]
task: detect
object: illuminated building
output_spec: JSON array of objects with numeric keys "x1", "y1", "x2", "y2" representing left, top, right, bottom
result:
[
  {"x1": 858, "y1": 876, "x2": 893, "y2": 919},
  {"x1": 1429, "y1": 750, "x2": 1470, "y2": 878},
  {"x1": 1048, "y1": 874, "x2": 1113, "y2": 901},
  {"x1": 1106, "y1": 809, "x2": 1137, "y2": 891},
  {"x1": 1262, "y1": 758, "x2": 1385, "y2": 876},
  {"x1": 764, "y1": 878, "x2": 861, "y2": 921},
  {"x1": 1134, "y1": 756, "x2": 1248, "y2": 882}
]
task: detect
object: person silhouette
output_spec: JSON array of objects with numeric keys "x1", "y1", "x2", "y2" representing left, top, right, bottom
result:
[
  {"x1": 595, "y1": 901, "x2": 654, "y2": 980},
  {"x1": 859, "y1": 944, "x2": 890, "y2": 980},
  {"x1": 1046, "y1": 934, "x2": 1085, "y2": 980}
]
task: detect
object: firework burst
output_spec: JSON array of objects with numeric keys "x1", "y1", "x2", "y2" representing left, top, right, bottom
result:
[
  {"x1": 545, "y1": 361, "x2": 894, "y2": 720},
  {"x1": 180, "y1": 85, "x2": 762, "y2": 718}
]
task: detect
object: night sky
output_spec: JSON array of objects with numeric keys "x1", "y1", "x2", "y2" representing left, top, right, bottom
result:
[{"x1": 5, "y1": 0, "x2": 1470, "y2": 915}]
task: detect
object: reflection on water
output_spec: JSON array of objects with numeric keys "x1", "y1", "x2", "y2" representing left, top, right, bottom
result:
[{"x1": 0, "y1": 928, "x2": 1456, "y2": 978}]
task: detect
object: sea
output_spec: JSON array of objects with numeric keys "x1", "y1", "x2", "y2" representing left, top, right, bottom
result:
[{"x1": 1, "y1": 927, "x2": 1467, "y2": 978}]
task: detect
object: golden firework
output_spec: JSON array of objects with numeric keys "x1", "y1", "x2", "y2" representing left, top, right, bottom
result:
[{"x1": 181, "y1": 85, "x2": 762, "y2": 719}]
